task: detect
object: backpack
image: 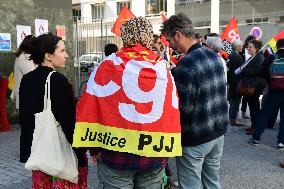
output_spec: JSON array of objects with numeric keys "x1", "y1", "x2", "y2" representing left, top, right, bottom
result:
[{"x1": 269, "y1": 53, "x2": 284, "y2": 90}]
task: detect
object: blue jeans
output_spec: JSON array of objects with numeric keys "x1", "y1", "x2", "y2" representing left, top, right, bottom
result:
[
  {"x1": 97, "y1": 160, "x2": 164, "y2": 189},
  {"x1": 176, "y1": 135, "x2": 224, "y2": 189},
  {"x1": 253, "y1": 89, "x2": 284, "y2": 143}
]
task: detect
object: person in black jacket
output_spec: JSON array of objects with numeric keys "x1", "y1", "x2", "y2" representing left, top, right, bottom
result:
[
  {"x1": 227, "y1": 39, "x2": 245, "y2": 126},
  {"x1": 249, "y1": 38, "x2": 284, "y2": 149},
  {"x1": 236, "y1": 39, "x2": 266, "y2": 135},
  {"x1": 19, "y1": 33, "x2": 87, "y2": 188}
]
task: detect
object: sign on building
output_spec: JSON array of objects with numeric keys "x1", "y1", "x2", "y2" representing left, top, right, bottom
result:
[{"x1": 0, "y1": 33, "x2": 11, "y2": 51}]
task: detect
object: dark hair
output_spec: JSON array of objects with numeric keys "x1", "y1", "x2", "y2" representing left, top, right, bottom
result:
[
  {"x1": 244, "y1": 35, "x2": 256, "y2": 48},
  {"x1": 153, "y1": 34, "x2": 160, "y2": 43},
  {"x1": 104, "y1": 43, "x2": 119, "y2": 56},
  {"x1": 204, "y1": 33, "x2": 219, "y2": 41},
  {"x1": 160, "y1": 13, "x2": 194, "y2": 38},
  {"x1": 276, "y1": 38, "x2": 284, "y2": 50},
  {"x1": 15, "y1": 35, "x2": 35, "y2": 57},
  {"x1": 249, "y1": 39, "x2": 263, "y2": 52},
  {"x1": 194, "y1": 32, "x2": 201, "y2": 39},
  {"x1": 29, "y1": 32, "x2": 62, "y2": 65}
]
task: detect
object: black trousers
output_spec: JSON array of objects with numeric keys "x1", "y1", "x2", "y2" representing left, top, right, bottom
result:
[{"x1": 246, "y1": 93, "x2": 260, "y2": 129}]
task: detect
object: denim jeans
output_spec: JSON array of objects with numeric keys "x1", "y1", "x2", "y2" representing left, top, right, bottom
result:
[
  {"x1": 229, "y1": 97, "x2": 241, "y2": 121},
  {"x1": 97, "y1": 160, "x2": 164, "y2": 189},
  {"x1": 176, "y1": 135, "x2": 224, "y2": 189},
  {"x1": 253, "y1": 89, "x2": 284, "y2": 143}
]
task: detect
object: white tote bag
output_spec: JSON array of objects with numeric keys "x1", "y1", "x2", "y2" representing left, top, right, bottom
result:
[{"x1": 25, "y1": 71, "x2": 78, "y2": 183}]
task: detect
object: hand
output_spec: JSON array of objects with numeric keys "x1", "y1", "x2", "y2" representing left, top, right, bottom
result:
[{"x1": 234, "y1": 67, "x2": 242, "y2": 75}]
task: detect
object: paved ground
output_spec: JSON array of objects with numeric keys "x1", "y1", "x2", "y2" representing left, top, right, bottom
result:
[{"x1": 0, "y1": 117, "x2": 284, "y2": 189}]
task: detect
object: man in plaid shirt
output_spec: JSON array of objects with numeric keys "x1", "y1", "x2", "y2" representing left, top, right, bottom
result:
[{"x1": 161, "y1": 14, "x2": 228, "y2": 189}]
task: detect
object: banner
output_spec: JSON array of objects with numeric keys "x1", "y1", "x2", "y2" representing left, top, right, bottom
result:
[
  {"x1": 220, "y1": 16, "x2": 240, "y2": 58},
  {"x1": 56, "y1": 25, "x2": 66, "y2": 40},
  {"x1": 16, "y1": 25, "x2": 31, "y2": 48},
  {"x1": 73, "y1": 44, "x2": 182, "y2": 157},
  {"x1": 268, "y1": 30, "x2": 284, "y2": 53},
  {"x1": 111, "y1": 6, "x2": 135, "y2": 36},
  {"x1": 35, "y1": 19, "x2": 48, "y2": 37},
  {"x1": 0, "y1": 33, "x2": 11, "y2": 51}
]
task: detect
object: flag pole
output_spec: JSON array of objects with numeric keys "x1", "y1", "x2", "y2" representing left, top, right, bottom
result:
[{"x1": 241, "y1": 41, "x2": 269, "y2": 68}]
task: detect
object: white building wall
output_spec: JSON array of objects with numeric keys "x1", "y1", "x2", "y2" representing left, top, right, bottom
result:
[
  {"x1": 167, "y1": 0, "x2": 175, "y2": 17},
  {"x1": 105, "y1": 0, "x2": 117, "y2": 18},
  {"x1": 81, "y1": 2, "x2": 92, "y2": 18},
  {"x1": 131, "y1": 0, "x2": 146, "y2": 17}
]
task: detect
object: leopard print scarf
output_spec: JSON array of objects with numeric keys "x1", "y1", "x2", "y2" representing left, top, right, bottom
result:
[{"x1": 121, "y1": 16, "x2": 154, "y2": 50}]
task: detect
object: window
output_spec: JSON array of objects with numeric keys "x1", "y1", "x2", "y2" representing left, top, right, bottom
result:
[
  {"x1": 91, "y1": 3, "x2": 105, "y2": 20},
  {"x1": 117, "y1": 1, "x2": 131, "y2": 15},
  {"x1": 145, "y1": 0, "x2": 167, "y2": 15},
  {"x1": 72, "y1": 7, "x2": 81, "y2": 21}
]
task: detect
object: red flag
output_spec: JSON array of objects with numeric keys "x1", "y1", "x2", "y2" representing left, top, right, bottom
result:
[
  {"x1": 111, "y1": 6, "x2": 135, "y2": 36},
  {"x1": 220, "y1": 16, "x2": 240, "y2": 59},
  {"x1": 160, "y1": 14, "x2": 169, "y2": 47},
  {"x1": 221, "y1": 16, "x2": 240, "y2": 43}
]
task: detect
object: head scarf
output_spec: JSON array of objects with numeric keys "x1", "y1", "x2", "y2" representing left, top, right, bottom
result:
[{"x1": 120, "y1": 16, "x2": 154, "y2": 49}]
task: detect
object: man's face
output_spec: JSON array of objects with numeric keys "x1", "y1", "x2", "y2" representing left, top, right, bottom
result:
[{"x1": 166, "y1": 32, "x2": 181, "y2": 52}]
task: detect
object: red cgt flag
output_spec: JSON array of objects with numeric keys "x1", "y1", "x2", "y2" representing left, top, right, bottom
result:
[
  {"x1": 220, "y1": 16, "x2": 240, "y2": 59},
  {"x1": 111, "y1": 6, "x2": 135, "y2": 36},
  {"x1": 160, "y1": 14, "x2": 169, "y2": 47},
  {"x1": 221, "y1": 16, "x2": 240, "y2": 43}
]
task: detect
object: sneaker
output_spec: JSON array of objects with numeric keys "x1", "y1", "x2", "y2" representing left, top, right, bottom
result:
[
  {"x1": 278, "y1": 143, "x2": 284, "y2": 150},
  {"x1": 248, "y1": 138, "x2": 260, "y2": 146}
]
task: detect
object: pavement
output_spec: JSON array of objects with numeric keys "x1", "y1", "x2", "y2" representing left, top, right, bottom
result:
[{"x1": 0, "y1": 116, "x2": 284, "y2": 189}]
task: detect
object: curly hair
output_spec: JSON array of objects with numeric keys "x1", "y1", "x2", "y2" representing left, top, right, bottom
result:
[
  {"x1": 160, "y1": 13, "x2": 194, "y2": 38},
  {"x1": 120, "y1": 16, "x2": 154, "y2": 49}
]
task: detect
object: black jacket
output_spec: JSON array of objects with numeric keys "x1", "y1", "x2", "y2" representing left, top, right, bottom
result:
[
  {"x1": 227, "y1": 51, "x2": 244, "y2": 99},
  {"x1": 19, "y1": 65, "x2": 87, "y2": 166},
  {"x1": 240, "y1": 53, "x2": 266, "y2": 95}
]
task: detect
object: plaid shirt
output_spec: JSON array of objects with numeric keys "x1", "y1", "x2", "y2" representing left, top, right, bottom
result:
[{"x1": 99, "y1": 149, "x2": 167, "y2": 171}]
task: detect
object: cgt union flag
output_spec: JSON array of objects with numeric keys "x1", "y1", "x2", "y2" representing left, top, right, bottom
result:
[
  {"x1": 220, "y1": 16, "x2": 240, "y2": 58},
  {"x1": 73, "y1": 44, "x2": 182, "y2": 157}
]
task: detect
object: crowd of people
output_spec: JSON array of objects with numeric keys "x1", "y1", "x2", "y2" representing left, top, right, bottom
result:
[{"x1": 12, "y1": 12, "x2": 284, "y2": 189}]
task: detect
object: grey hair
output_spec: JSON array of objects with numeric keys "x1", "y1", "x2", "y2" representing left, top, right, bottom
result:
[
  {"x1": 231, "y1": 39, "x2": 242, "y2": 50},
  {"x1": 205, "y1": 36, "x2": 223, "y2": 53},
  {"x1": 160, "y1": 13, "x2": 194, "y2": 38}
]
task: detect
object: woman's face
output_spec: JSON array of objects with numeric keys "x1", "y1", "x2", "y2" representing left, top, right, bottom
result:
[
  {"x1": 50, "y1": 40, "x2": 68, "y2": 68},
  {"x1": 247, "y1": 42, "x2": 257, "y2": 55}
]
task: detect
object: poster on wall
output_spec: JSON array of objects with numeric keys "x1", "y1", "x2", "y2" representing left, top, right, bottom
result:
[
  {"x1": 35, "y1": 19, "x2": 48, "y2": 37},
  {"x1": 56, "y1": 25, "x2": 66, "y2": 40},
  {"x1": 0, "y1": 33, "x2": 11, "y2": 51},
  {"x1": 16, "y1": 25, "x2": 32, "y2": 48}
]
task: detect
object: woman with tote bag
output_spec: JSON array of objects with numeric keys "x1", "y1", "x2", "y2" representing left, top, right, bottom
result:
[{"x1": 19, "y1": 33, "x2": 87, "y2": 188}]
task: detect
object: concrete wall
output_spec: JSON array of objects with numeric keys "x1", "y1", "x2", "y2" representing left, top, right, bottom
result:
[
  {"x1": 0, "y1": 0, "x2": 73, "y2": 82},
  {"x1": 0, "y1": 0, "x2": 73, "y2": 124}
]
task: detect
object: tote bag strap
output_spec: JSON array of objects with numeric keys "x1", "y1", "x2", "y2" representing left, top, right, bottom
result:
[{"x1": 43, "y1": 71, "x2": 56, "y2": 110}]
